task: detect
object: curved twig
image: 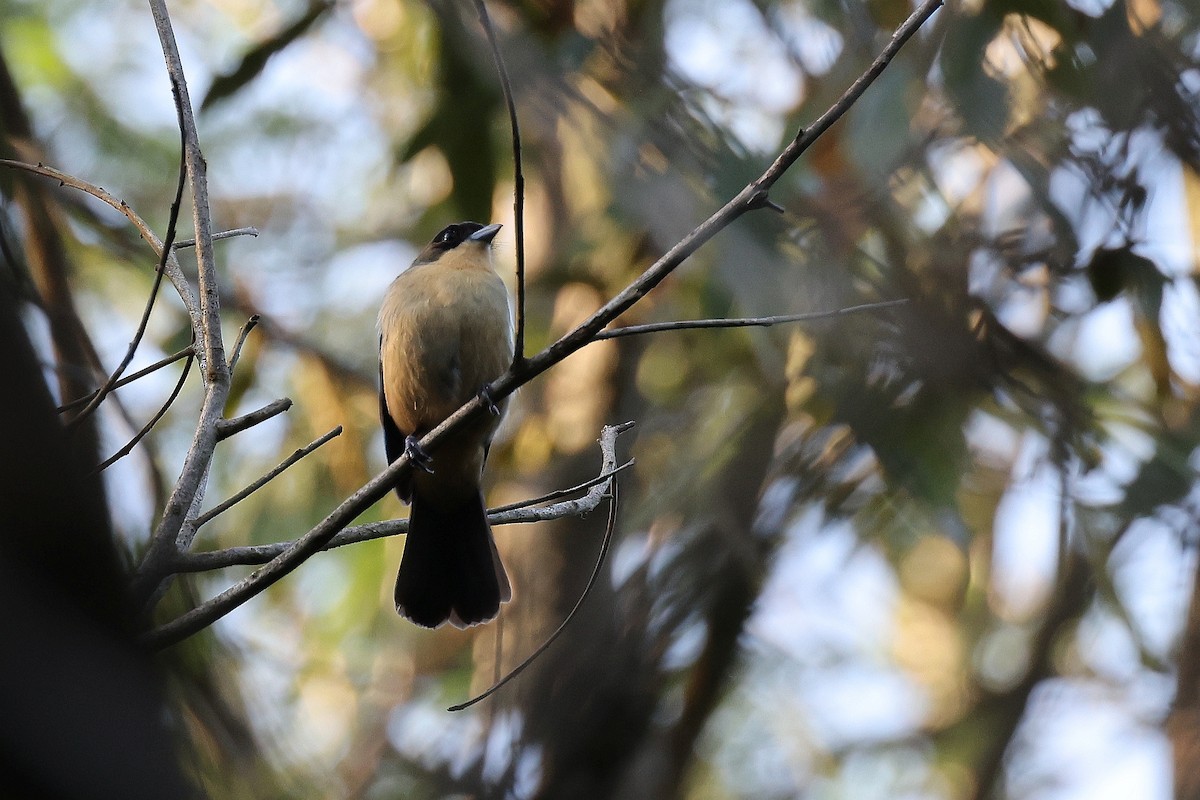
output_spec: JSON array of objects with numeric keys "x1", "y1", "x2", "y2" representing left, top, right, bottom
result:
[
  {"x1": 65, "y1": 93, "x2": 190, "y2": 431},
  {"x1": 450, "y1": 470, "x2": 620, "y2": 711},
  {"x1": 0, "y1": 158, "x2": 200, "y2": 328},
  {"x1": 472, "y1": 0, "x2": 527, "y2": 364}
]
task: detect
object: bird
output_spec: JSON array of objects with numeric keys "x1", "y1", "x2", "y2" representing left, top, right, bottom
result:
[{"x1": 378, "y1": 221, "x2": 514, "y2": 628}]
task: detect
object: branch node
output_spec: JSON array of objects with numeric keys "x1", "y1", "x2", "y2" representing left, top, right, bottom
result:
[
  {"x1": 748, "y1": 189, "x2": 786, "y2": 214},
  {"x1": 217, "y1": 397, "x2": 292, "y2": 440}
]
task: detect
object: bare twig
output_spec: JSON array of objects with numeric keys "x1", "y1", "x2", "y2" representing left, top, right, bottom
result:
[
  {"x1": 65, "y1": 91, "x2": 190, "y2": 431},
  {"x1": 216, "y1": 398, "x2": 292, "y2": 440},
  {"x1": 93, "y1": 348, "x2": 195, "y2": 473},
  {"x1": 228, "y1": 314, "x2": 260, "y2": 372},
  {"x1": 594, "y1": 299, "x2": 909, "y2": 340},
  {"x1": 56, "y1": 345, "x2": 194, "y2": 413},
  {"x1": 173, "y1": 227, "x2": 260, "y2": 249},
  {"x1": 0, "y1": 158, "x2": 201, "y2": 328},
  {"x1": 224, "y1": 291, "x2": 375, "y2": 389},
  {"x1": 133, "y1": 0, "x2": 234, "y2": 608},
  {"x1": 171, "y1": 422, "x2": 631, "y2": 572},
  {"x1": 490, "y1": 459, "x2": 634, "y2": 513},
  {"x1": 450, "y1": 467, "x2": 620, "y2": 711},
  {"x1": 192, "y1": 426, "x2": 343, "y2": 528},
  {"x1": 472, "y1": 0, "x2": 527, "y2": 364}
]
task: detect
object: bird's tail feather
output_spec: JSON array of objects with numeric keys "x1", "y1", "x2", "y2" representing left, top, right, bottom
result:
[{"x1": 395, "y1": 487, "x2": 510, "y2": 628}]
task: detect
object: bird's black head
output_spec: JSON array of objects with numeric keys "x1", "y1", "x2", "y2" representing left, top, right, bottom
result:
[{"x1": 414, "y1": 221, "x2": 501, "y2": 265}]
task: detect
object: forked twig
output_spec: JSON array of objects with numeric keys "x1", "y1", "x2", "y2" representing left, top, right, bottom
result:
[
  {"x1": 450, "y1": 471, "x2": 620, "y2": 711},
  {"x1": 0, "y1": 158, "x2": 200, "y2": 325},
  {"x1": 93, "y1": 347, "x2": 196, "y2": 473},
  {"x1": 56, "y1": 345, "x2": 194, "y2": 413}
]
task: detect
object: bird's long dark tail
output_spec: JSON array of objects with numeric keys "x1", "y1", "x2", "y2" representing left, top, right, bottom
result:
[{"x1": 395, "y1": 487, "x2": 511, "y2": 628}]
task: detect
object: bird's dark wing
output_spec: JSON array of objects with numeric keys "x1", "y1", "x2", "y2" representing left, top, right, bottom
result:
[{"x1": 379, "y1": 338, "x2": 411, "y2": 501}]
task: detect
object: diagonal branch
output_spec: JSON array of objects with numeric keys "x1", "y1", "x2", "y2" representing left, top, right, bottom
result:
[
  {"x1": 192, "y1": 425, "x2": 343, "y2": 529},
  {"x1": 141, "y1": 0, "x2": 941, "y2": 645},
  {"x1": 93, "y1": 347, "x2": 195, "y2": 473},
  {"x1": 0, "y1": 158, "x2": 201, "y2": 329},
  {"x1": 56, "y1": 345, "x2": 194, "y2": 413},
  {"x1": 65, "y1": 93, "x2": 190, "y2": 431},
  {"x1": 216, "y1": 398, "x2": 292, "y2": 440}
]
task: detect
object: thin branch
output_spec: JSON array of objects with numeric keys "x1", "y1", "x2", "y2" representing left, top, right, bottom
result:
[
  {"x1": 192, "y1": 426, "x2": 343, "y2": 528},
  {"x1": 56, "y1": 345, "x2": 194, "y2": 413},
  {"x1": 491, "y1": 460, "x2": 634, "y2": 513},
  {"x1": 171, "y1": 422, "x2": 631, "y2": 572},
  {"x1": 594, "y1": 299, "x2": 909, "y2": 340},
  {"x1": 450, "y1": 469, "x2": 620, "y2": 711},
  {"x1": 93, "y1": 348, "x2": 195, "y2": 473},
  {"x1": 0, "y1": 158, "x2": 201, "y2": 328},
  {"x1": 216, "y1": 397, "x2": 292, "y2": 440},
  {"x1": 478, "y1": 0, "x2": 943, "y2": 405},
  {"x1": 65, "y1": 95, "x2": 190, "y2": 431},
  {"x1": 134, "y1": 0, "x2": 234, "y2": 609},
  {"x1": 140, "y1": 0, "x2": 940, "y2": 644},
  {"x1": 472, "y1": 0, "x2": 527, "y2": 364},
  {"x1": 142, "y1": 441, "x2": 421, "y2": 646},
  {"x1": 224, "y1": 291, "x2": 375, "y2": 389},
  {"x1": 173, "y1": 226, "x2": 259, "y2": 249},
  {"x1": 228, "y1": 314, "x2": 260, "y2": 372}
]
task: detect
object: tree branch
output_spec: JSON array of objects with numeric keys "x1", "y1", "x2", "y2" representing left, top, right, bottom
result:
[
  {"x1": 216, "y1": 398, "x2": 292, "y2": 440},
  {"x1": 472, "y1": 0, "x2": 527, "y2": 363},
  {"x1": 140, "y1": 0, "x2": 940, "y2": 644},
  {"x1": 593, "y1": 299, "x2": 909, "y2": 340},
  {"x1": 168, "y1": 422, "x2": 630, "y2": 572},
  {"x1": 0, "y1": 158, "x2": 201, "y2": 329},
  {"x1": 192, "y1": 425, "x2": 343, "y2": 529},
  {"x1": 132, "y1": 0, "x2": 234, "y2": 609},
  {"x1": 93, "y1": 348, "x2": 195, "y2": 473}
]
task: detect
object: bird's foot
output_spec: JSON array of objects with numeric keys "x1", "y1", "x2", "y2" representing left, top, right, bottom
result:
[
  {"x1": 478, "y1": 384, "x2": 501, "y2": 416},
  {"x1": 404, "y1": 435, "x2": 434, "y2": 473}
]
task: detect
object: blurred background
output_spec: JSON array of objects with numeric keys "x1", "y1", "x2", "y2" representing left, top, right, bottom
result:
[{"x1": 1, "y1": 0, "x2": 1199, "y2": 797}]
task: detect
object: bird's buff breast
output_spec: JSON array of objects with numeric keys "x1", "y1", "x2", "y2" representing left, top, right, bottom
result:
[{"x1": 379, "y1": 265, "x2": 513, "y2": 435}]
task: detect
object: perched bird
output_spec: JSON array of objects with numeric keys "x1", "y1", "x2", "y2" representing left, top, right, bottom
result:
[{"x1": 378, "y1": 221, "x2": 513, "y2": 628}]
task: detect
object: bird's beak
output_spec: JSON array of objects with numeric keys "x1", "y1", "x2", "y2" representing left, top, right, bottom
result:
[{"x1": 468, "y1": 223, "x2": 502, "y2": 244}]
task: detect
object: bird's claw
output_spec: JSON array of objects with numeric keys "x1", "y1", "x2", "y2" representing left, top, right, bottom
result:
[
  {"x1": 479, "y1": 384, "x2": 501, "y2": 416},
  {"x1": 404, "y1": 435, "x2": 434, "y2": 474}
]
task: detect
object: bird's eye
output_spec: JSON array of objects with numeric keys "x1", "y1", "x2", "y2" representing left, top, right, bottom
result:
[{"x1": 435, "y1": 227, "x2": 460, "y2": 246}]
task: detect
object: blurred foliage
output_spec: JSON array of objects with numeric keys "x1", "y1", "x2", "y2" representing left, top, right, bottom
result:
[{"x1": 3, "y1": 0, "x2": 1200, "y2": 798}]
